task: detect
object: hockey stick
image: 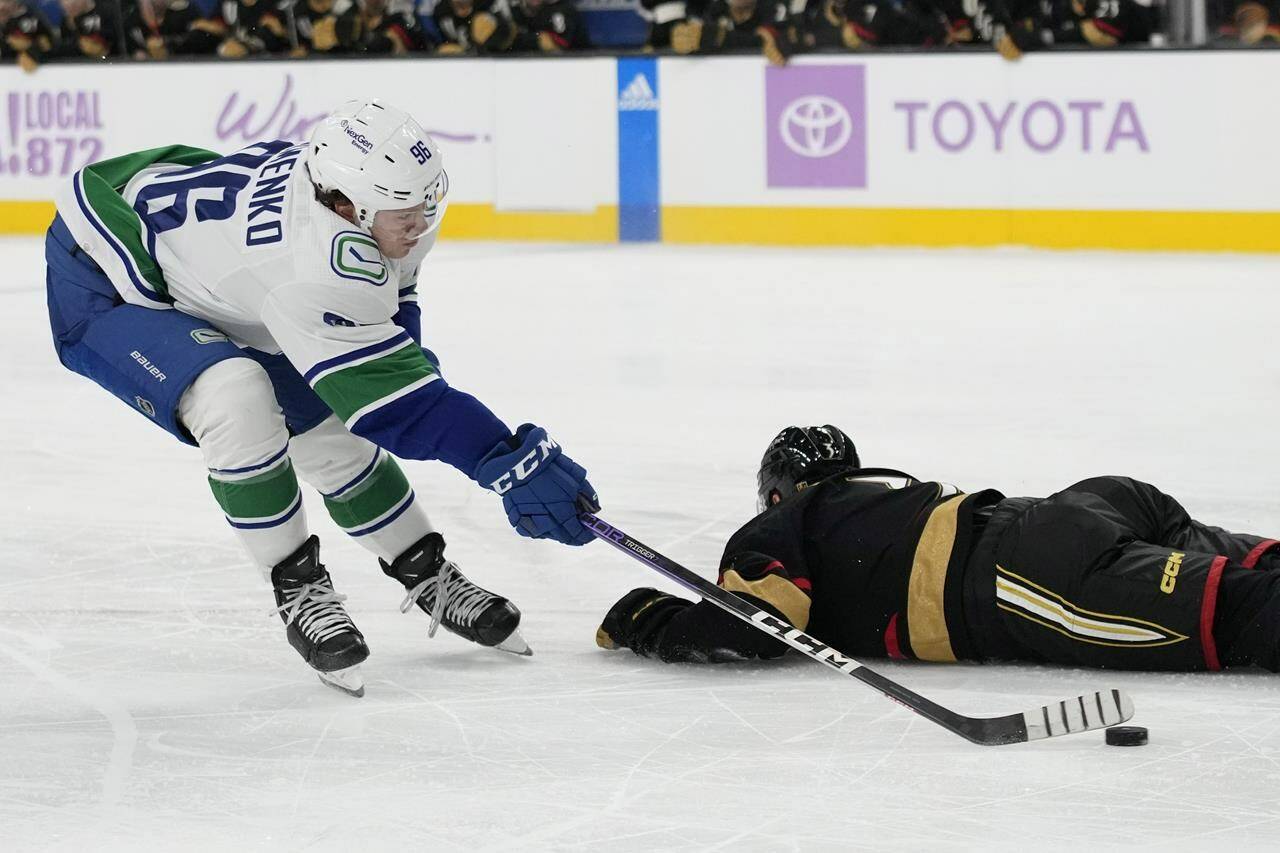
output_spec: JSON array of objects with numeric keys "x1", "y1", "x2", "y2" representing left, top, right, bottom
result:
[{"x1": 582, "y1": 512, "x2": 1135, "y2": 746}]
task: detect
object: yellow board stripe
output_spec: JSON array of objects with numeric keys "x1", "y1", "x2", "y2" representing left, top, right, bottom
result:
[
  {"x1": 440, "y1": 203, "x2": 617, "y2": 242},
  {"x1": 720, "y1": 569, "x2": 811, "y2": 630},
  {"x1": 0, "y1": 201, "x2": 55, "y2": 233},
  {"x1": 18, "y1": 199, "x2": 1280, "y2": 252},
  {"x1": 906, "y1": 495, "x2": 965, "y2": 662},
  {"x1": 0, "y1": 201, "x2": 619, "y2": 242},
  {"x1": 662, "y1": 206, "x2": 1280, "y2": 253}
]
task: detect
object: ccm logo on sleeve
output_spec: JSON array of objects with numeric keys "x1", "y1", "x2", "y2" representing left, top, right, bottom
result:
[{"x1": 489, "y1": 436, "x2": 559, "y2": 494}]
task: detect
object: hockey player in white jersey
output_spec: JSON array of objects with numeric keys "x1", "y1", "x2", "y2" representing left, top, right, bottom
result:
[{"x1": 45, "y1": 99, "x2": 600, "y2": 696}]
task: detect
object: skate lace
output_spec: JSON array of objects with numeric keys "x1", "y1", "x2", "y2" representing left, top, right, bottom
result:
[
  {"x1": 400, "y1": 561, "x2": 495, "y2": 638},
  {"x1": 270, "y1": 581, "x2": 355, "y2": 644}
]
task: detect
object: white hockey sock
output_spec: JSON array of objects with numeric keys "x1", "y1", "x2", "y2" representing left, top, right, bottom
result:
[
  {"x1": 290, "y1": 416, "x2": 432, "y2": 563},
  {"x1": 179, "y1": 358, "x2": 309, "y2": 573}
]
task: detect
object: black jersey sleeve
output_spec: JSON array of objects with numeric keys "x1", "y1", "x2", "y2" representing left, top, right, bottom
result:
[
  {"x1": 600, "y1": 554, "x2": 805, "y2": 664},
  {"x1": 1075, "y1": 0, "x2": 1154, "y2": 44},
  {"x1": 1, "y1": 9, "x2": 54, "y2": 64},
  {"x1": 627, "y1": 514, "x2": 815, "y2": 663}
]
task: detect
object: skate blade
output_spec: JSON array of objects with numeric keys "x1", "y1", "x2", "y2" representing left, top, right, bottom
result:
[
  {"x1": 494, "y1": 628, "x2": 533, "y2": 657},
  {"x1": 317, "y1": 664, "x2": 366, "y2": 697}
]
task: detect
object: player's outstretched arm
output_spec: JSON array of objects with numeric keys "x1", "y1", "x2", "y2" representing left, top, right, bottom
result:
[
  {"x1": 261, "y1": 285, "x2": 600, "y2": 546},
  {"x1": 598, "y1": 549, "x2": 809, "y2": 662}
]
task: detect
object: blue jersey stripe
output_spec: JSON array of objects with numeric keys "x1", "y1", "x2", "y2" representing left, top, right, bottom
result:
[
  {"x1": 303, "y1": 331, "x2": 412, "y2": 384},
  {"x1": 209, "y1": 444, "x2": 289, "y2": 477},
  {"x1": 322, "y1": 449, "x2": 382, "y2": 499}
]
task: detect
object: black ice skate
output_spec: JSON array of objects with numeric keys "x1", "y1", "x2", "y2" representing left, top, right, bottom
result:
[
  {"x1": 380, "y1": 533, "x2": 531, "y2": 656},
  {"x1": 270, "y1": 536, "x2": 370, "y2": 697}
]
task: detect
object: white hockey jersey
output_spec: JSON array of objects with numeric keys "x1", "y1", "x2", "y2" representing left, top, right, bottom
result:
[{"x1": 55, "y1": 141, "x2": 451, "y2": 438}]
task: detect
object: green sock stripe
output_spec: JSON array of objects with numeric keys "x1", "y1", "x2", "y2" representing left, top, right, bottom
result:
[
  {"x1": 324, "y1": 456, "x2": 412, "y2": 531},
  {"x1": 209, "y1": 459, "x2": 301, "y2": 522}
]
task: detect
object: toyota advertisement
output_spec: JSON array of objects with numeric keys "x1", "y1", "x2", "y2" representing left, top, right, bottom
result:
[
  {"x1": 1, "y1": 52, "x2": 1278, "y2": 248},
  {"x1": 659, "y1": 54, "x2": 1280, "y2": 215}
]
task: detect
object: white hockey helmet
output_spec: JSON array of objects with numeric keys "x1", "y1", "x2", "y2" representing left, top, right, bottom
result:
[{"x1": 306, "y1": 99, "x2": 444, "y2": 232}]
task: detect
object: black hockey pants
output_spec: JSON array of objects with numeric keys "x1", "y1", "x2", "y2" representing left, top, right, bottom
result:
[{"x1": 969, "y1": 476, "x2": 1280, "y2": 671}]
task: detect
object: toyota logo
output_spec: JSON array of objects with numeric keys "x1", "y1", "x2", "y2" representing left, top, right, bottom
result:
[{"x1": 779, "y1": 96, "x2": 853, "y2": 159}]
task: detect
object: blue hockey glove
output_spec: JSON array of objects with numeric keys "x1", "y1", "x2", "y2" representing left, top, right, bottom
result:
[{"x1": 475, "y1": 424, "x2": 600, "y2": 546}]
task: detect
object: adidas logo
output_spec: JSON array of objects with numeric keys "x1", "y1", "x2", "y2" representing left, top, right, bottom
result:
[{"x1": 618, "y1": 74, "x2": 659, "y2": 111}]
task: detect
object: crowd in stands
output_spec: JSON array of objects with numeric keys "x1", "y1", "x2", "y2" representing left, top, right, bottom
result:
[{"x1": 0, "y1": 0, "x2": 1272, "y2": 69}]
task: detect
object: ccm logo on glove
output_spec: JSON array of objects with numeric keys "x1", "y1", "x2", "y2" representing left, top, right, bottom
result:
[
  {"x1": 475, "y1": 424, "x2": 599, "y2": 546},
  {"x1": 488, "y1": 434, "x2": 558, "y2": 494}
]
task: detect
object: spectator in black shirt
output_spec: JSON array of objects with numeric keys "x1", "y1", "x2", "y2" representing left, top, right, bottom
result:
[
  {"x1": 127, "y1": 0, "x2": 222, "y2": 59},
  {"x1": 672, "y1": 0, "x2": 790, "y2": 64},
  {"x1": 218, "y1": 0, "x2": 288, "y2": 56},
  {"x1": 433, "y1": 0, "x2": 516, "y2": 52},
  {"x1": 288, "y1": 0, "x2": 361, "y2": 54},
  {"x1": 640, "y1": 0, "x2": 707, "y2": 47},
  {"x1": 0, "y1": 0, "x2": 53, "y2": 70},
  {"x1": 1057, "y1": 0, "x2": 1154, "y2": 46},
  {"x1": 794, "y1": 0, "x2": 946, "y2": 49},
  {"x1": 352, "y1": 0, "x2": 428, "y2": 53},
  {"x1": 931, "y1": 0, "x2": 1053, "y2": 59},
  {"x1": 512, "y1": 0, "x2": 588, "y2": 50},
  {"x1": 53, "y1": 0, "x2": 121, "y2": 58}
]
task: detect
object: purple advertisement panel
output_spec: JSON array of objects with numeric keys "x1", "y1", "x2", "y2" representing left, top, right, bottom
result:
[
  {"x1": 1, "y1": 91, "x2": 105, "y2": 179},
  {"x1": 766, "y1": 65, "x2": 867, "y2": 189}
]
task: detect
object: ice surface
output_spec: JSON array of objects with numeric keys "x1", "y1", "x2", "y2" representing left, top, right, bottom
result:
[{"x1": 5, "y1": 238, "x2": 1280, "y2": 850}]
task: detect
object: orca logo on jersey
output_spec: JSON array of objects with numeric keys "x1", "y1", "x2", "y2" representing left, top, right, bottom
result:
[
  {"x1": 489, "y1": 435, "x2": 559, "y2": 495},
  {"x1": 190, "y1": 329, "x2": 230, "y2": 345},
  {"x1": 330, "y1": 232, "x2": 388, "y2": 285},
  {"x1": 134, "y1": 396, "x2": 156, "y2": 418}
]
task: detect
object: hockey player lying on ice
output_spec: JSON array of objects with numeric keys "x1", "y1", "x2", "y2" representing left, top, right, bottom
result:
[
  {"x1": 597, "y1": 425, "x2": 1280, "y2": 672},
  {"x1": 45, "y1": 99, "x2": 599, "y2": 696}
]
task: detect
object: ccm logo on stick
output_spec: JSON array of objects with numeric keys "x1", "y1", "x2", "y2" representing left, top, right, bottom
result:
[{"x1": 489, "y1": 435, "x2": 558, "y2": 494}]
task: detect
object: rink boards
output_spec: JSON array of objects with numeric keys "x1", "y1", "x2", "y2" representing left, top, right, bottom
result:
[{"x1": 0, "y1": 52, "x2": 1277, "y2": 251}]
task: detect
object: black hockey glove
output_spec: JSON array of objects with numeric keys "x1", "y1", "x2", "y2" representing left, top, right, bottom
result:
[{"x1": 596, "y1": 588, "x2": 691, "y2": 657}]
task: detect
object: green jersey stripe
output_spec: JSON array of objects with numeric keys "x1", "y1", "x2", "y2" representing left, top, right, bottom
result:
[
  {"x1": 312, "y1": 345, "x2": 438, "y2": 424},
  {"x1": 78, "y1": 145, "x2": 220, "y2": 298}
]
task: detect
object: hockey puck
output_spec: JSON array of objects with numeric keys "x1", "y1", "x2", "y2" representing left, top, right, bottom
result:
[{"x1": 1105, "y1": 725, "x2": 1148, "y2": 747}]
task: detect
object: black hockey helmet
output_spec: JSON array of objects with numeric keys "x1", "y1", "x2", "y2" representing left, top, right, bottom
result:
[{"x1": 757, "y1": 425, "x2": 860, "y2": 512}]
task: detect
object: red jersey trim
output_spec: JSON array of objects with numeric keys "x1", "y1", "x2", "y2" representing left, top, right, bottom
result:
[
  {"x1": 885, "y1": 612, "x2": 904, "y2": 660},
  {"x1": 1092, "y1": 18, "x2": 1123, "y2": 38},
  {"x1": 1201, "y1": 556, "x2": 1227, "y2": 671},
  {"x1": 1242, "y1": 539, "x2": 1278, "y2": 569}
]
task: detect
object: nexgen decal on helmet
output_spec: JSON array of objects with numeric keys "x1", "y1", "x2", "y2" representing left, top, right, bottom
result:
[
  {"x1": 756, "y1": 425, "x2": 861, "y2": 513},
  {"x1": 307, "y1": 99, "x2": 445, "y2": 232}
]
